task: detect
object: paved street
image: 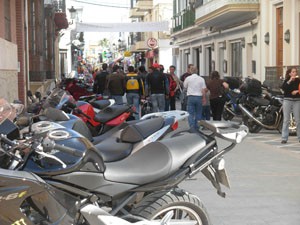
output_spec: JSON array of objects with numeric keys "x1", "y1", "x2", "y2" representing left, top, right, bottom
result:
[{"x1": 179, "y1": 127, "x2": 300, "y2": 225}]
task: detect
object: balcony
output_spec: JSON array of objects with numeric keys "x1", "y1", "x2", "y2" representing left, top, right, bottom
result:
[
  {"x1": 130, "y1": 41, "x2": 149, "y2": 52},
  {"x1": 172, "y1": 9, "x2": 195, "y2": 33},
  {"x1": 44, "y1": 0, "x2": 66, "y2": 12},
  {"x1": 129, "y1": 8, "x2": 145, "y2": 18},
  {"x1": 195, "y1": 0, "x2": 259, "y2": 30},
  {"x1": 135, "y1": 0, "x2": 153, "y2": 12}
]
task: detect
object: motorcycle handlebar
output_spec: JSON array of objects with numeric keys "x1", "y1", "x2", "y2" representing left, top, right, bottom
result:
[
  {"x1": 42, "y1": 137, "x2": 83, "y2": 157},
  {"x1": 0, "y1": 134, "x2": 16, "y2": 147}
]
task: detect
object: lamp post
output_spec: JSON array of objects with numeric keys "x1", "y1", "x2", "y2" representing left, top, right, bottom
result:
[{"x1": 68, "y1": 6, "x2": 77, "y2": 25}]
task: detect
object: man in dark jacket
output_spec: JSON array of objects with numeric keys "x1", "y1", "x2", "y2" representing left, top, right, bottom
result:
[
  {"x1": 146, "y1": 63, "x2": 169, "y2": 112},
  {"x1": 93, "y1": 63, "x2": 109, "y2": 95},
  {"x1": 106, "y1": 65, "x2": 125, "y2": 104}
]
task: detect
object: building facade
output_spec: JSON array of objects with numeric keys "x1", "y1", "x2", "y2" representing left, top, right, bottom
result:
[
  {"x1": 171, "y1": 0, "x2": 300, "y2": 85},
  {"x1": 0, "y1": 0, "x2": 66, "y2": 103},
  {"x1": 129, "y1": 0, "x2": 173, "y2": 70}
]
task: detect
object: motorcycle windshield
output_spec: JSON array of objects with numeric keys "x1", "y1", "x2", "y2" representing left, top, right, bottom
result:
[
  {"x1": 0, "y1": 98, "x2": 16, "y2": 123},
  {"x1": 43, "y1": 88, "x2": 75, "y2": 109}
]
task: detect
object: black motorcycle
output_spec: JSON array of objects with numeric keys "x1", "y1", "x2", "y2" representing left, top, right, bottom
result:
[
  {"x1": 238, "y1": 79, "x2": 296, "y2": 134},
  {"x1": 0, "y1": 116, "x2": 248, "y2": 225}
]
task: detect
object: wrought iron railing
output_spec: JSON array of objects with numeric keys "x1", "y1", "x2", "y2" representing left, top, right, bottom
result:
[{"x1": 172, "y1": 9, "x2": 195, "y2": 33}]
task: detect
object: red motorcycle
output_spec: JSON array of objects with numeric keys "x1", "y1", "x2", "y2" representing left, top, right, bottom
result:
[
  {"x1": 60, "y1": 78, "x2": 94, "y2": 100},
  {"x1": 44, "y1": 88, "x2": 135, "y2": 136}
]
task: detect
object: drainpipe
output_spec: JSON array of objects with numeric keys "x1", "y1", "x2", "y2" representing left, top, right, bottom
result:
[{"x1": 24, "y1": 0, "x2": 30, "y2": 106}]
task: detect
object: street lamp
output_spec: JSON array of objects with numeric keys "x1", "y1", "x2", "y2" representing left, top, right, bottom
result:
[{"x1": 68, "y1": 6, "x2": 77, "y2": 25}]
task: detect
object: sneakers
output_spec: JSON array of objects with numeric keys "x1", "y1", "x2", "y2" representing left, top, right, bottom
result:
[{"x1": 281, "y1": 140, "x2": 287, "y2": 144}]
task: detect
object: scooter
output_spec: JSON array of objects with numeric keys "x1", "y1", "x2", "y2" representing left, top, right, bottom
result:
[{"x1": 0, "y1": 113, "x2": 248, "y2": 225}]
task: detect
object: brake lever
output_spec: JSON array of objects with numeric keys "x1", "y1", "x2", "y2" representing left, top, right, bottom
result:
[{"x1": 36, "y1": 144, "x2": 67, "y2": 168}]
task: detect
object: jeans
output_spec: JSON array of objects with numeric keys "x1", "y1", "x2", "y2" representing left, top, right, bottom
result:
[
  {"x1": 210, "y1": 97, "x2": 225, "y2": 121},
  {"x1": 202, "y1": 105, "x2": 211, "y2": 120},
  {"x1": 126, "y1": 92, "x2": 140, "y2": 120},
  {"x1": 151, "y1": 94, "x2": 165, "y2": 112},
  {"x1": 111, "y1": 95, "x2": 123, "y2": 105},
  {"x1": 187, "y1": 95, "x2": 203, "y2": 129},
  {"x1": 282, "y1": 99, "x2": 300, "y2": 141}
]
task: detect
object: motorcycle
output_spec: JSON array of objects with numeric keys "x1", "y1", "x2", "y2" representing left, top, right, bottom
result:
[
  {"x1": 238, "y1": 80, "x2": 296, "y2": 134},
  {"x1": 0, "y1": 169, "x2": 179, "y2": 225},
  {"x1": 0, "y1": 109, "x2": 248, "y2": 225},
  {"x1": 222, "y1": 88, "x2": 244, "y2": 121},
  {"x1": 42, "y1": 88, "x2": 135, "y2": 136}
]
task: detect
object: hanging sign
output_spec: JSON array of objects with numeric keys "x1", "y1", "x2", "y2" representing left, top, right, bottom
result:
[{"x1": 147, "y1": 38, "x2": 158, "y2": 48}]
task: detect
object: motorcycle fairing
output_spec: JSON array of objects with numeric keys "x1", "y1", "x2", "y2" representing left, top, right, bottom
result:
[
  {"x1": 0, "y1": 169, "x2": 76, "y2": 225},
  {"x1": 50, "y1": 172, "x2": 138, "y2": 197}
]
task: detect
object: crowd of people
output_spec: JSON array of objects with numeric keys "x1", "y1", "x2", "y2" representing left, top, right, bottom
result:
[
  {"x1": 92, "y1": 62, "x2": 300, "y2": 143},
  {"x1": 92, "y1": 62, "x2": 231, "y2": 126}
]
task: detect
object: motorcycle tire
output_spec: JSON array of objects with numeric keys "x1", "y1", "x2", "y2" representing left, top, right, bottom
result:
[
  {"x1": 222, "y1": 109, "x2": 234, "y2": 121},
  {"x1": 242, "y1": 116, "x2": 263, "y2": 133},
  {"x1": 131, "y1": 188, "x2": 211, "y2": 225}
]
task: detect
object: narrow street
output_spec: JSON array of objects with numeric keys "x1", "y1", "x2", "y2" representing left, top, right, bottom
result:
[{"x1": 179, "y1": 128, "x2": 300, "y2": 225}]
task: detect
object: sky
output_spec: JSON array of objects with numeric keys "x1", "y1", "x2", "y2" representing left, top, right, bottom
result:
[{"x1": 69, "y1": 0, "x2": 131, "y2": 42}]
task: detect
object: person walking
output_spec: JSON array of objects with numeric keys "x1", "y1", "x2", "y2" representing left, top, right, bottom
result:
[
  {"x1": 167, "y1": 65, "x2": 180, "y2": 110},
  {"x1": 146, "y1": 63, "x2": 169, "y2": 112},
  {"x1": 281, "y1": 67, "x2": 300, "y2": 144},
  {"x1": 180, "y1": 64, "x2": 194, "y2": 110},
  {"x1": 125, "y1": 65, "x2": 144, "y2": 119},
  {"x1": 106, "y1": 64, "x2": 125, "y2": 104},
  {"x1": 206, "y1": 71, "x2": 229, "y2": 121},
  {"x1": 93, "y1": 63, "x2": 109, "y2": 95},
  {"x1": 183, "y1": 65, "x2": 207, "y2": 129}
]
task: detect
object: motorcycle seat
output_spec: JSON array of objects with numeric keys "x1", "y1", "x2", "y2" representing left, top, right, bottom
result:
[
  {"x1": 94, "y1": 117, "x2": 165, "y2": 162},
  {"x1": 90, "y1": 100, "x2": 111, "y2": 110},
  {"x1": 94, "y1": 105, "x2": 131, "y2": 123},
  {"x1": 104, "y1": 133, "x2": 207, "y2": 185},
  {"x1": 251, "y1": 97, "x2": 270, "y2": 106}
]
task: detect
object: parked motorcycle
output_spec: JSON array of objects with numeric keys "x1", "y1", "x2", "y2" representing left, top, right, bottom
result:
[
  {"x1": 0, "y1": 112, "x2": 248, "y2": 225},
  {"x1": 0, "y1": 169, "x2": 179, "y2": 225},
  {"x1": 222, "y1": 88, "x2": 244, "y2": 121},
  {"x1": 42, "y1": 88, "x2": 135, "y2": 136},
  {"x1": 238, "y1": 79, "x2": 296, "y2": 134}
]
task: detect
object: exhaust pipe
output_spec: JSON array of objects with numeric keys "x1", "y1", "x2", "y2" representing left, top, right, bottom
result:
[
  {"x1": 238, "y1": 104, "x2": 277, "y2": 130},
  {"x1": 224, "y1": 106, "x2": 236, "y2": 117}
]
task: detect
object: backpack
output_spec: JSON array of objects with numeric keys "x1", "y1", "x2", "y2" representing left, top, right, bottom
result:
[
  {"x1": 242, "y1": 78, "x2": 262, "y2": 96},
  {"x1": 126, "y1": 74, "x2": 140, "y2": 91}
]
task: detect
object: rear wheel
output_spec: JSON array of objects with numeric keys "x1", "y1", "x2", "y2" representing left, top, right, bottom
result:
[{"x1": 131, "y1": 188, "x2": 211, "y2": 225}]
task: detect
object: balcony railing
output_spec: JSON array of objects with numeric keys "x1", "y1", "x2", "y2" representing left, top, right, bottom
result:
[
  {"x1": 195, "y1": 0, "x2": 259, "y2": 29},
  {"x1": 172, "y1": 9, "x2": 195, "y2": 33}
]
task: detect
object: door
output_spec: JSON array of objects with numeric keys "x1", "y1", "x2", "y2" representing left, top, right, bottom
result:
[{"x1": 276, "y1": 7, "x2": 283, "y2": 78}]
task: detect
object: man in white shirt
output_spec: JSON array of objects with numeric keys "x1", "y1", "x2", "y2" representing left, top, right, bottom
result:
[{"x1": 183, "y1": 66, "x2": 207, "y2": 129}]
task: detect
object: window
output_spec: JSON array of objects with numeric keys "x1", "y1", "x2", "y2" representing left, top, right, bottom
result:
[
  {"x1": 231, "y1": 42, "x2": 242, "y2": 77},
  {"x1": 4, "y1": 0, "x2": 11, "y2": 41}
]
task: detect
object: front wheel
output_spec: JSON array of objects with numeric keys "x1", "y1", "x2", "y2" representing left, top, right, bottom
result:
[
  {"x1": 242, "y1": 116, "x2": 263, "y2": 133},
  {"x1": 131, "y1": 188, "x2": 211, "y2": 225}
]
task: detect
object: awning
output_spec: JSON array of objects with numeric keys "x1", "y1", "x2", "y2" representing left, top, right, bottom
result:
[{"x1": 75, "y1": 21, "x2": 169, "y2": 32}]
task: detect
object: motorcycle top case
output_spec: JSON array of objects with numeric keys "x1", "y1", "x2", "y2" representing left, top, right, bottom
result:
[{"x1": 242, "y1": 78, "x2": 262, "y2": 96}]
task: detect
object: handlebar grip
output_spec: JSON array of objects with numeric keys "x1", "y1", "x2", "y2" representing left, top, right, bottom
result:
[
  {"x1": 0, "y1": 134, "x2": 15, "y2": 146},
  {"x1": 54, "y1": 144, "x2": 84, "y2": 157},
  {"x1": 43, "y1": 138, "x2": 83, "y2": 157}
]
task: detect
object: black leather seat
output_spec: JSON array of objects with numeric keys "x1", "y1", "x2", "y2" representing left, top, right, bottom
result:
[
  {"x1": 94, "y1": 117, "x2": 165, "y2": 162},
  {"x1": 104, "y1": 133, "x2": 207, "y2": 185},
  {"x1": 90, "y1": 100, "x2": 111, "y2": 110},
  {"x1": 94, "y1": 105, "x2": 131, "y2": 123}
]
